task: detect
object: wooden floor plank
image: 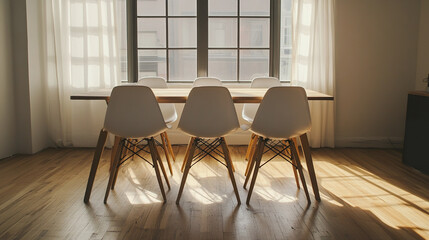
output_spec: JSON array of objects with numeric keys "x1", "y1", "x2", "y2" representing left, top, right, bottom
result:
[{"x1": 0, "y1": 147, "x2": 428, "y2": 239}]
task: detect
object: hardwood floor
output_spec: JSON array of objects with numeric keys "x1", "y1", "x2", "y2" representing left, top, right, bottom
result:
[{"x1": 0, "y1": 146, "x2": 428, "y2": 239}]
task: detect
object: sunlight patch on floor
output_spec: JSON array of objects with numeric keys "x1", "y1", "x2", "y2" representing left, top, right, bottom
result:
[
  {"x1": 125, "y1": 189, "x2": 162, "y2": 204},
  {"x1": 319, "y1": 161, "x2": 429, "y2": 237}
]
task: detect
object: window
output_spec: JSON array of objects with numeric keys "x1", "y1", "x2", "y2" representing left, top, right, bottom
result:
[
  {"x1": 136, "y1": 0, "x2": 197, "y2": 81},
  {"x1": 130, "y1": 0, "x2": 292, "y2": 83}
]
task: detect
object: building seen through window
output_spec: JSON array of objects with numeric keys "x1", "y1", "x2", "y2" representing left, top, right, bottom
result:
[{"x1": 120, "y1": 0, "x2": 292, "y2": 82}]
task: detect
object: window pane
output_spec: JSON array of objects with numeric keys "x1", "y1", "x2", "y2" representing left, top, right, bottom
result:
[
  {"x1": 208, "y1": 50, "x2": 237, "y2": 81},
  {"x1": 208, "y1": 0, "x2": 237, "y2": 16},
  {"x1": 137, "y1": 18, "x2": 166, "y2": 48},
  {"x1": 137, "y1": 0, "x2": 165, "y2": 16},
  {"x1": 240, "y1": 18, "x2": 270, "y2": 48},
  {"x1": 209, "y1": 18, "x2": 238, "y2": 48},
  {"x1": 280, "y1": 0, "x2": 292, "y2": 81},
  {"x1": 169, "y1": 50, "x2": 197, "y2": 81},
  {"x1": 240, "y1": 0, "x2": 270, "y2": 16},
  {"x1": 168, "y1": 0, "x2": 196, "y2": 16},
  {"x1": 168, "y1": 18, "x2": 197, "y2": 48},
  {"x1": 239, "y1": 50, "x2": 269, "y2": 81},
  {"x1": 138, "y1": 50, "x2": 167, "y2": 79}
]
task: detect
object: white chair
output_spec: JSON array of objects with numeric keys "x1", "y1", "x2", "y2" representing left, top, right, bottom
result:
[
  {"x1": 193, "y1": 77, "x2": 222, "y2": 87},
  {"x1": 242, "y1": 77, "x2": 281, "y2": 123},
  {"x1": 176, "y1": 86, "x2": 241, "y2": 204},
  {"x1": 138, "y1": 77, "x2": 178, "y2": 175},
  {"x1": 84, "y1": 85, "x2": 170, "y2": 203},
  {"x1": 182, "y1": 76, "x2": 236, "y2": 172},
  {"x1": 243, "y1": 77, "x2": 281, "y2": 166},
  {"x1": 244, "y1": 86, "x2": 312, "y2": 205},
  {"x1": 242, "y1": 77, "x2": 299, "y2": 188}
]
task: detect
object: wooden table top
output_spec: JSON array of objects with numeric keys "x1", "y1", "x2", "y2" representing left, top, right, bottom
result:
[{"x1": 70, "y1": 87, "x2": 334, "y2": 103}]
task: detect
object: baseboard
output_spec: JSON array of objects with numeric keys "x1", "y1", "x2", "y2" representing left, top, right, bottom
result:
[{"x1": 335, "y1": 137, "x2": 403, "y2": 149}]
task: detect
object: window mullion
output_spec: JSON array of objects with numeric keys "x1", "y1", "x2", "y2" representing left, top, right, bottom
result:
[
  {"x1": 127, "y1": 0, "x2": 138, "y2": 82},
  {"x1": 270, "y1": 0, "x2": 281, "y2": 79},
  {"x1": 165, "y1": 0, "x2": 170, "y2": 82},
  {"x1": 197, "y1": 0, "x2": 208, "y2": 77},
  {"x1": 237, "y1": 0, "x2": 240, "y2": 82}
]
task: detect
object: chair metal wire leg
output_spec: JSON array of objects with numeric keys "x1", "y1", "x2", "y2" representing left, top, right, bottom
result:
[
  {"x1": 176, "y1": 139, "x2": 197, "y2": 204},
  {"x1": 104, "y1": 138, "x2": 125, "y2": 204},
  {"x1": 148, "y1": 138, "x2": 167, "y2": 203},
  {"x1": 84, "y1": 129, "x2": 108, "y2": 203}
]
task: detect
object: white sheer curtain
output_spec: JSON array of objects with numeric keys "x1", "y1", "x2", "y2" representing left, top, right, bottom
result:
[
  {"x1": 292, "y1": 0, "x2": 335, "y2": 147},
  {"x1": 44, "y1": 0, "x2": 125, "y2": 147}
]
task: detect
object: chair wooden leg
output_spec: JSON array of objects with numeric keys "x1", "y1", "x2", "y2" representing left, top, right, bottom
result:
[
  {"x1": 160, "y1": 133, "x2": 173, "y2": 175},
  {"x1": 164, "y1": 132, "x2": 176, "y2": 162},
  {"x1": 287, "y1": 139, "x2": 300, "y2": 189},
  {"x1": 220, "y1": 138, "x2": 241, "y2": 204},
  {"x1": 104, "y1": 138, "x2": 125, "y2": 204},
  {"x1": 246, "y1": 138, "x2": 265, "y2": 205},
  {"x1": 148, "y1": 138, "x2": 167, "y2": 203},
  {"x1": 153, "y1": 140, "x2": 171, "y2": 190},
  {"x1": 244, "y1": 137, "x2": 264, "y2": 189},
  {"x1": 244, "y1": 135, "x2": 258, "y2": 176},
  {"x1": 245, "y1": 134, "x2": 256, "y2": 160},
  {"x1": 84, "y1": 129, "x2": 108, "y2": 203},
  {"x1": 110, "y1": 136, "x2": 121, "y2": 171},
  {"x1": 290, "y1": 140, "x2": 311, "y2": 204},
  {"x1": 300, "y1": 133, "x2": 320, "y2": 201},
  {"x1": 222, "y1": 138, "x2": 235, "y2": 172},
  {"x1": 111, "y1": 160, "x2": 121, "y2": 190},
  {"x1": 181, "y1": 137, "x2": 195, "y2": 172},
  {"x1": 176, "y1": 138, "x2": 197, "y2": 204}
]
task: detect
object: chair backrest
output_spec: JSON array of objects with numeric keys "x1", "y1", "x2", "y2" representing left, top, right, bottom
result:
[
  {"x1": 178, "y1": 86, "x2": 239, "y2": 138},
  {"x1": 104, "y1": 85, "x2": 167, "y2": 138},
  {"x1": 250, "y1": 77, "x2": 281, "y2": 88},
  {"x1": 193, "y1": 77, "x2": 222, "y2": 87},
  {"x1": 137, "y1": 76, "x2": 168, "y2": 88},
  {"x1": 250, "y1": 86, "x2": 311, "y2": 139},
  {"x1": 242, "y1": 77, "x2": 281, "y2": 122},
  {"x1": 137, "y1": 77, "x2": 177, "y2": 123}
]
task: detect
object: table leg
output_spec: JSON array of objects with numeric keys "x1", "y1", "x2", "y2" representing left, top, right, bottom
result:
[{"x1": 299, "y1": 133, "x2": 321, "y2": 201}]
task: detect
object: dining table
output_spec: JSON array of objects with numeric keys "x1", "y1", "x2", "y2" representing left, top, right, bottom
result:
[{"x1": 71, "y1": 87, "x2": 334, "y2": 201}]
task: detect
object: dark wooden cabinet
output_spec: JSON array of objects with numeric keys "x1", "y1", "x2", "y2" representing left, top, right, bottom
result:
[{"x1": 403, "y1": 91, "x2": 429, "y2": 174}]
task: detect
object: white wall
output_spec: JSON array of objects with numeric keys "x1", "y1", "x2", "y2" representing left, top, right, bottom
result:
[
  {"x1": 416, "y1": 0, "x2": 429, "y2": 91},
  {"x1": 335, "y1": 0, "x2": 421, "y2": 147},
  {"x1": 11, "y1": 0, "x2": 33, "y2": 154},
  {"x1": 26, "y1": 0, "x2": 51, "y2": 152},
  {"x1": 0, "y1": 0, "x2": 17, "y2": 159}
]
